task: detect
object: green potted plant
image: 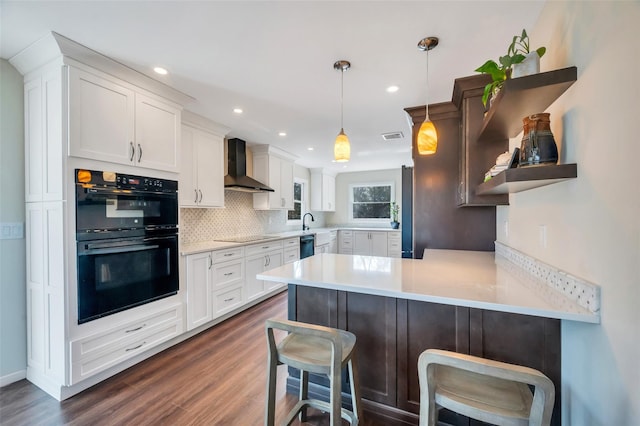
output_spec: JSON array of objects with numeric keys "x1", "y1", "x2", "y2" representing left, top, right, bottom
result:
[
  {"x1": 475, "y1": 29, "x2": 546, "y2": 106},
  {"x1": 390, "y1": 202, "x2": 400, "y2": 229}
]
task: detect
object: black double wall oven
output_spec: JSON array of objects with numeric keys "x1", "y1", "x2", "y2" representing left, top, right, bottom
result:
[{"x1": 75, "y1": 169, "x2": 179, "y2": 324}]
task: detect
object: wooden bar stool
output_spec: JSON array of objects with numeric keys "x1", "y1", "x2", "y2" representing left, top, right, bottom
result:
[
  {"x1": 418, "y1": 349, "x2": 555, "y2": 426},
  {"x1": 265, "y1": 318, "x2": 362, "y2": 426}
]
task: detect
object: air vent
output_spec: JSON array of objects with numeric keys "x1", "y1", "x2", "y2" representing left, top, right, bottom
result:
[{"x1": 381, "y1": 131, "x2": 404, "y2": 141}]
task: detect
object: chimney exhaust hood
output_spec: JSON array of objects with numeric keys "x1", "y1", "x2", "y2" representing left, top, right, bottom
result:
[{"x1": 224, "y1": 138, "x2": 275, "y2": 193}]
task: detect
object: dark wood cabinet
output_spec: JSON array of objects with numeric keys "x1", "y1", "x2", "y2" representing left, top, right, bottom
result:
[{"x1": 289, "y1": 285, "x2": 561, "y2": 425}]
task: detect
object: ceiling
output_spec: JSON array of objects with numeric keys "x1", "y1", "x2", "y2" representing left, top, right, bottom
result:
[{"x1": 1, "y1": 1, "x2": 545, "y2": 174}]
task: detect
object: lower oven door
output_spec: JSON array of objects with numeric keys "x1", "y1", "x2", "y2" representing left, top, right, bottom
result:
[{"x1": 77, "y1": 234, "x2": 178, "y2": 324}]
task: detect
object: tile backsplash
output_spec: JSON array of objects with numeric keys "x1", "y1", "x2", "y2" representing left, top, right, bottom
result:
[{"x1": 180, "y1": 190, "x2": 326, "y2": 244}]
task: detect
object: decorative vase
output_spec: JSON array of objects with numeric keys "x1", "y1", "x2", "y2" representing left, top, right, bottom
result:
[
  {"x1": 512, "y1": 51, "x2": 540, "y2": 78},
  {"x1": 519, "y1": 113, "x2": 558, "y2": 167},
  {"x1": 390, "y1": 221, "x2": 400, "y2": 229}
]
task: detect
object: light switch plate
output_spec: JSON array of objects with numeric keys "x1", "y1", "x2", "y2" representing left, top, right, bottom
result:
[{"x1": 0, "y1": 222, "x2": 24, "y2": 240}]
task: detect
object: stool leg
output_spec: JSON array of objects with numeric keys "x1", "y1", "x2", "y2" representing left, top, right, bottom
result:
[
  {"x1": 299, "y1": 369, "x2": 309, "y2": 422},
  {"x1": 348, "y1": 357, "x2": 363, "y2": 423},
  {"x1": 265, "y1": 352, "x2": 278, "y2": 426},
  {"x1": 329, "y1": 368, "x2": 341, "y2": 426}
]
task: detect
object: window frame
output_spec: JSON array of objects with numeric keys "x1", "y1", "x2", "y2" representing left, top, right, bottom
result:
[
  {"x1": 287, "y1": 178, "x2": 307, "y2": 225},
  {"x1": 348, "y1": 181, "x2": 395, "y2": 223}
]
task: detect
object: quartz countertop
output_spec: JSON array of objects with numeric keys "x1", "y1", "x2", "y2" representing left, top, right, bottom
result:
[{"x1": 257, "y1": 249, "x2": 599, "y2": 323}]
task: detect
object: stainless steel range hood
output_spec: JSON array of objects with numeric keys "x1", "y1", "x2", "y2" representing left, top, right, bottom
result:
[{"x1": 224, "y1": 138, "x2": 275, "y2": 193}]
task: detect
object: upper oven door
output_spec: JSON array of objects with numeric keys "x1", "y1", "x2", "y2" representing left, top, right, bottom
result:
[{"x1": 76, "y1": 185, "x2": 178, "y2": 239}]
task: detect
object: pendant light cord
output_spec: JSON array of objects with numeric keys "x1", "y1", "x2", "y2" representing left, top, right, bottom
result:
[
  {"x1": 425, "y1": 48, "x2": 430, "y2": 121},
  {"x1": 340, "y1": 69, "x2": 344, "y2": 129}
]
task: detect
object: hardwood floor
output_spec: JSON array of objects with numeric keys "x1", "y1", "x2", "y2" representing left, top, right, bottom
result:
[{"x1": 0, "y1": 291, "x2": 383, "y2": 425}]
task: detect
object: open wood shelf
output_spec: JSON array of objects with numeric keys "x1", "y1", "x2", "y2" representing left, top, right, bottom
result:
[
  {"x1": 478, "y1": 67, "x2": 578, "y2": 142},
  {"x1": 477, "y1": 163, "x2": 577, "y2": 195}
]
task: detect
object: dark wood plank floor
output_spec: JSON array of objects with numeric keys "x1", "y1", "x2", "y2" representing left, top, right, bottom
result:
[{"x1": 0, "y1": 291, "x2": 384, "y2": 425}]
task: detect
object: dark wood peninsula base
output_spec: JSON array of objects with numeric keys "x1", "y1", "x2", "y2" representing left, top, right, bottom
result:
[{"x1": 287, "y1": 284, "x2": 561, "y2": 426}]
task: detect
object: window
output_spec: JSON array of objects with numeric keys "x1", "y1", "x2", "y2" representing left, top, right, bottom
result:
[
  {"x1": 288, "y1": 180, "x2": 305, "y2": 222},
  {"x1": 349, "y1": 182, "x2": 394, "y2": 221}
]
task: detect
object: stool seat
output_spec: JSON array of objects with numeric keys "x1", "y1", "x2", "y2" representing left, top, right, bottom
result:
[
  {"x1": 418, "y1": 349, "x2": 555, "y2": 426},
  {"x1": 265, "y1": 318, "x2": 362, "y2": 426}
]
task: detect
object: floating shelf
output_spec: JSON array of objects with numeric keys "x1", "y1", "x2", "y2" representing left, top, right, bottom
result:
[
  {"x1": 478, "y1": 67, "x2": 578, "y2": 142},
  {"x1": 477, "y1": 164, "x2": 577, "y2": 195}
]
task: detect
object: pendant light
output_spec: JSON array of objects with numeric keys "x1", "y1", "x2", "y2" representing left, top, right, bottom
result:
[
  {"x1": 334, "y1": 60, "x2": 351, "y2": 162},
  {"x1": 417, "y1": 36, "x2": 439, "y2": 155}
]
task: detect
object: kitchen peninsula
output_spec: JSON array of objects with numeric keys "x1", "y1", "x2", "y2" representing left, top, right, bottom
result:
[{"x1": 257, "y1": 248, "x2": 599, "y2": 425}]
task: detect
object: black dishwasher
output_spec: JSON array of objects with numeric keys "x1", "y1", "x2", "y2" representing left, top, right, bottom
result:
[{"x1": 300, "y1": 234, "x2": 315, "y2": 259}]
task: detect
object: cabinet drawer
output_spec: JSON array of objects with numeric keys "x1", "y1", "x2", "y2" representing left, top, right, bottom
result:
[
  {"x1": 212, "y1": 246, "x2": 244, "y2": 263},
  {"x1": 340, "y1": 238, "x2": 353, "y2": 248},
  {"x1": 340, "y1": 230, "x2": 353, "y2": 237},
  {"x1": 70, "y1": 305, "x2": 181, "y2": 360},
  {"x1": 284, "y1": 247, "x2": 300, "y2": 264},
  {"x1": 70, "y1": 304, "x2": 183, "y2": 384},
  {"x1": 245, "y1": 241, "x2": 284, "y2": 256},
  {"x1": 212, "y1": 259, "x2": 244, "y2": 289},
  {"x1": 214, "y1": 286, "x2": 243, "y2": 317},
  {"x1": 282, "y1": 237, "x2": 299, "y2": 248},
  {"x1": 388, "y1": 240, "x2": 401, "y2": 251},
  {"x1": 388, "y1": 232, "x2": 401, "y2": 241}
]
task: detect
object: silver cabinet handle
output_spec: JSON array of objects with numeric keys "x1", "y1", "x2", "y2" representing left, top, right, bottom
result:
[
  {"x1": 126, "y1": 342, "x2": 146, "y2": 352},
  {"x1": 223, "y1": 272, "x2": 233, "y2": 276},
  {"x1": 224, "y1": 253, "x2": 233, "y2": 257},
  {"x1": 129, "y1": 141, "x2": 135, "y2": 162},
  {"x1": 137, "y1": 143, "x2": 143, "y2": 162},
  {"x1": 194, "y1": 189, "x2": 198, "y2": 203},
  {"x1": 208, "y1": 254, "x2": 213, "y2": 270},
  {"x1": 125, "y1": 324, "x2": 146, "y2": 333},
  {"x1": 198, "y1": 189, "x2": 203, "y2": 203},
  {"x1": 224, "y1": 297, "x2": 234, "y2": 302}
]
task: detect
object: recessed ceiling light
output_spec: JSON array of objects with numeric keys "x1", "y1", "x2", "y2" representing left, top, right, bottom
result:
[
  {"x1": 233, "y1": 108, "x2": 243, "y2": 114},
  {"x1": 386, "y1": 85, "x2": 399, "y2": 93},
  {"x1": 279, "y1": 132, "x2": 287, "y2": 136},
  {"x1": 153, "y1": 67, "x2": 168, "y2": 75},
  {"x1": 307, "y1": 147, "x2": 314, "y2": 151}
]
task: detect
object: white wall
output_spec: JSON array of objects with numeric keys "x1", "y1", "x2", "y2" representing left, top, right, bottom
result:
[
  {"x1": 329, "y1": 168, "x2": 402, "y2": 226},
  {"x1": 0, "y1": 59, "x2": 27, "y2": 384},
  {"x1": 496, "y1": 2, "x2": 640, "y2": 423}
]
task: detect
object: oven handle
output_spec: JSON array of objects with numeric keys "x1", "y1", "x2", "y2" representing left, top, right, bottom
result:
[{"x1": 80, "y1": 244, "x2": 160, "y2": 256}]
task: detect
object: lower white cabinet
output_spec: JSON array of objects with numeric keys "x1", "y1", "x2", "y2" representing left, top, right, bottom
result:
[
  {"x1": 353, "y1": 231, "x2": 388, "y2": 256},
  {"x1": 245, "y1": 240, "x2": 285, "y2": 300},
  {"x1": 387, "y1": 232, "x2": 402, "y2": 258},
  {"x1": 329, "y1": 231, "x2": 338, "y2": 254},
  {"x1": 185, "y1": 251, "x2": 214, "y2": 330},
  {"x1": 339, "y1": 230, "x2": 353, "y2": 254},
  {"x1": 70, "y1": 303, "x2": 183, "y2": 384}
]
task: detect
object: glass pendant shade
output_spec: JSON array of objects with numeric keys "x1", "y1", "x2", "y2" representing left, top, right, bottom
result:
[
  {"x1": 334, "y1": 128, "x2": 350, "y2": 162},
  {"x1": 417, "y1": 119, "x2": 438, "y2": 155}
]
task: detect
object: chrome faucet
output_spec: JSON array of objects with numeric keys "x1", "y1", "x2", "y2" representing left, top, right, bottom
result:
[{"x1": 302, "y1": 213, "x2": 315, "y2": 231}]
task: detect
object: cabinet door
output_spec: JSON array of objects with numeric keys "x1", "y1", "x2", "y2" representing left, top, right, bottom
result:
[
  {"x1": 195, "y1": 131, "x2": 224, "y2": 207},
  {"x1": 280, "y1": 159, "x2": 294, "y2": 209},
  {"x1": 68, "y1": 67, "x2": 135, "y2": 165},
  {"x1": 323, "y1": 174, "x2": 336, "y2": 211},
  {"x1": 179, "y1": 125, "x2": 198, "y2": 207},
  {"x1": 369, "y1": 232, "x2": 388, "y2": 257},
  {"x1": 264, "y1": 250, "x2": 284, "y2": 291},
  {"x1": 185, "y1": 252, "x2": 213, "y2": 330},
  {"x1": 245, "y1": 254, "x2": 266, "y2": 301},
  {"x1": 352, "y1": 231, "x2": 371, "y2": 255},
  {"x1": 135, "y1": 93, "x2": 181, "y2": 173}
]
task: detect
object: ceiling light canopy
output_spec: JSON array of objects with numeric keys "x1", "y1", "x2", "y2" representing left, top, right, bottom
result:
[
  {"x1": 386, "y1": 85, "x2": 399, "y2": 93},
  {"x1": 417, "y1": 36, "x2": 439, "y2": 155},
  {"x1": 233, "y1": 108, "x2": 243, "y2": 114},
  {"x1": 153, "y1": 66, "x2": 168, "y2": 75},
  {"x1": 334, "y1": 60, "x2": 351, "y2": 163}
]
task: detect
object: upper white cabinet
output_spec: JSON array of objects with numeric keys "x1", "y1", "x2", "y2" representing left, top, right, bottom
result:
[
  {"x1": 68, "y1": 67, "x2": 181, "y2": 173},
  {"x1": 252, "y1": 145, "x2": 297, "y2": 210},
  {"x1": 180, "y1": 112, "x2": 228, "y2": 208},
  {"x1": 310, "y1": 168, "x2": 336, "y2": 212}
]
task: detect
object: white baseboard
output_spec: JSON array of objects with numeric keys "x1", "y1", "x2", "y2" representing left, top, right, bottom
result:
[{"x1": 0, "y1": 369, "x2": 26, "y2": 387}]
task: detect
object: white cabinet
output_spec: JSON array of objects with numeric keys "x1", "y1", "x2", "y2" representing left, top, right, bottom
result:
[
  {"x1": 245, "y1": 241, "x2": 284, "y2": 300},
  {"x1": 180, "y1": 114, "x2": 227, "y2": 208},
  {"x1": 252, "y1": 145, "x2": 297, "y2": 210},
  {"x1": 283, "y1": 237, "x2": 300, "y2": 264},
  {"x1": 329, "y1": 231, "x2": 338, "y2": 254},
  {"x1": 68, "y1": 67, "x2": 181, "y2": 172},
  {"x1": 310, "y1": 168, "x2": 336, "y2": 212},
  {"x1": 185, "y1": 252, "x2": 214, "y2": 330},
  {"x1": 339, "y1": 230, "x2": 353, "y2": 254},
  {"x1": 185, "y1": 247, "x2": 245, "y2": 331},
  {"x1": 352, "y1": 231, "x2": 388, "y2": 257},
  {"x1": 387, "y1": 232, "x2": 402, "y2": 258}
]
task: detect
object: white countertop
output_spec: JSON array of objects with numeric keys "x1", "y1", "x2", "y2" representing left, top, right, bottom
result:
[{"x1": 257, "y1": 250, "x2": 599, "y2": 323}]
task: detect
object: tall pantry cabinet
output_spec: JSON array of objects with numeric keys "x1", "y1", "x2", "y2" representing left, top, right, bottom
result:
[{"x1": 10, "y1": 32, "x2": 192, "y2": 400}]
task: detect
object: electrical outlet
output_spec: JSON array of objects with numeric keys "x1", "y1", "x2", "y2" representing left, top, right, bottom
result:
[{"x1": 539, "y1": 225, "x2": 547, "y2": 248}]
